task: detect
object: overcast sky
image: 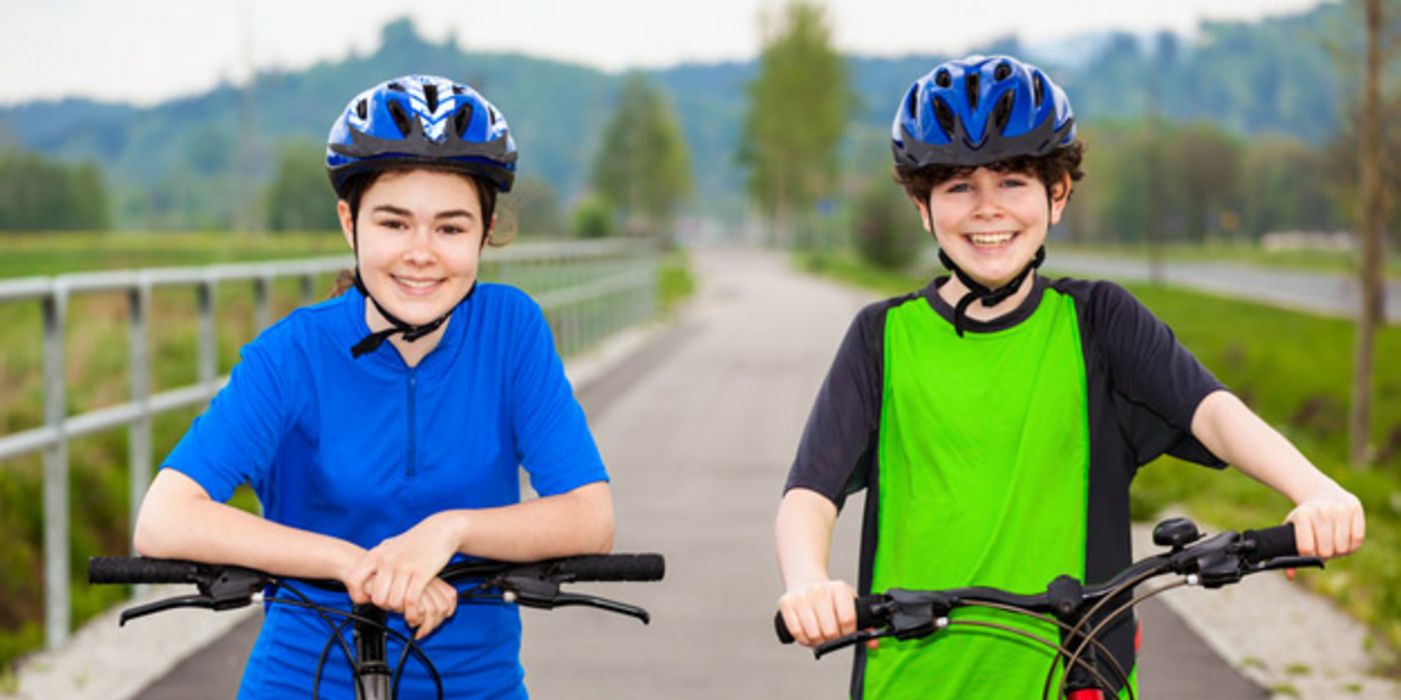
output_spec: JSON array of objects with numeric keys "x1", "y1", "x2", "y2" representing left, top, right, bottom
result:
[{"x1": 1, "y1": 0, "x2": 1327, "y2": 106}]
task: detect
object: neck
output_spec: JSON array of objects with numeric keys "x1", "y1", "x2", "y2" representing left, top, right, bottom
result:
[
  {"x1": 363, "y1": 300, "x2": 450, "y2": 368},
  {"x1": 937, "y1": 272, "x2": 1037, "y2": 322}
]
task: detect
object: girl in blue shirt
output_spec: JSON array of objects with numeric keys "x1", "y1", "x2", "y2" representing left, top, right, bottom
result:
[{"x1": 133, "y1": 75, "x2": 614, "y2": 698}]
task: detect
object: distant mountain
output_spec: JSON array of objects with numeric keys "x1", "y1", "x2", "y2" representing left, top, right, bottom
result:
[{"x1": 0, "y1": 5, "x2": 1362, "y2": 229}]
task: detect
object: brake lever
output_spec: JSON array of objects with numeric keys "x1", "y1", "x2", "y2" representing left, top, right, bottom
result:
[
  {"x1": 548, "y1": 592, "x2": 651, "y2": 624},
  {"x1": 814, "y1": 629, "x2": 889, "y2": 660},
  {"x1": 1253, "y1": 556, "x2": 1325, "y2": 573},
  {"x1": 118, "y1": 594, "x2": 221, "y2": 626}
]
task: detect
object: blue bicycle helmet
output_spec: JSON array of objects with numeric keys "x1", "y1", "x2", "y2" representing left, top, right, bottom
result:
[
  {"x1": 891, "y1": 55, "x2": 1075, "y2": 170},
  {"x1": 326, "y1": 74, "x2": 517, "y2": 195}
]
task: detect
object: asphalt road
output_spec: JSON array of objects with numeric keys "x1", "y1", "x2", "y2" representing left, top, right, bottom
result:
[
  {"x1": 1047, "y1": 251, "x2": 1401, "y2": 323},
  {"x1": 134, "y1": 249, "x2": 1268, "y2": 699}
]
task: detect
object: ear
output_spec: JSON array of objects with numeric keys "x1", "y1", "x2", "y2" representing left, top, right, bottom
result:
[
  {"x1": 337, "y1": 200, "x2": 356, "y2": 250},
  {"x1": 1049, "y1": 174, "x2": 1073, "y2": 226},
  {"x1": 481, "y1": 214, "x2": 498, "y2": 249},
  {"x1": 912, "y1": 195, "x2": 933, "y2": 233}
]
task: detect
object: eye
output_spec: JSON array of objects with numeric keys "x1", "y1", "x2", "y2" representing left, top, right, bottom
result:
[
  {"x1": 439, "y1": 224, "x2": 467, "y2": 235},
  {"x1": 375, "y1": 217, "x2": 409, "y2": 230},
  {"x1": 944, "y1": 182, "x2": 971, "y2": 194}
]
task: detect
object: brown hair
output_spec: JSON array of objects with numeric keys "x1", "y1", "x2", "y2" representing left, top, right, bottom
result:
[
  {"x1": 329, "y1": 166, "x2": 514, "y2": 298},
  {"x1": 892, "y1": 141, "x2": 1087, "y2": 204}
]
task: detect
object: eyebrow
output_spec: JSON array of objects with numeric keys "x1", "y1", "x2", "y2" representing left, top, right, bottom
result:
[{"x1": 370, "y1": 205, "x2": 476, "y2": 220}]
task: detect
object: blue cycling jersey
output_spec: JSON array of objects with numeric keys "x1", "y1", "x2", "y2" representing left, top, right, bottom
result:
[{"x1": 164, "y1": 283, "x2": 609, "y2": 699}]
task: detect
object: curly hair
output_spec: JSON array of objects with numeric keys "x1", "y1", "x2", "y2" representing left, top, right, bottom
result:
[{"x1": 892, "y1": 141, "x2": 1087, "y2": 204}]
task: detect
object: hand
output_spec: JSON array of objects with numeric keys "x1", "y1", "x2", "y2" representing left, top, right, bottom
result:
[
  {"x1": 345, "y1": 512, "x2": 464, "y2": 636},
  {"x1": 777, "y1": 579, "x2": 859, "y2": 648},
  {"x1": 1285, "y1": 486, "x2": 1365, "y2": 578}
]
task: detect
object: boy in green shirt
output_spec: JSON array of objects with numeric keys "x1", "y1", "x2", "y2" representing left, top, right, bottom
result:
[{"x1": 774, "y1": 54, "x2": 1365, "y2": 699}]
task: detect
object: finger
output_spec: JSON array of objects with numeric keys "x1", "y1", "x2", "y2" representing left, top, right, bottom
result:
[
  {"x1": 344, "y1": 558, "x2": 376, "y2": 605},
  {"x1": 797, "y1": 605, "x2": 823, "y2": 647},
  {"x1": 813, "y1": 590, "x2": 841, "y2": 640},
  {"x1": 1286, "y1": 568, "x2": 1296, "y2": 581},
  {"x1": 778, "y1": 605, "x2": 804, "y2": 645},
  {"x1": 387, "y1": 571, "x2": 412, "y2": 613},
  {"x1": 1291, "y1": 513, "x2": 1317, "y2": 557},
  {"x1": 831, "y1": 586, "x2": 857, "y2": 636},
  {"x1": 434, "y1": 579, "x2": 459, "y2": 619},
  {"x1": 1313, "y1": 515, "x2": 1335, "y2": 559},
  {"x1": 1352, "y1": 507, "x2": 1366, "y2": 551},
  {"x1": 370, "y1": 569, "x2": 393, "y2": 608},
  {"x1": 1332, "y1": 507, "x2": 1350, "y2": 558}
]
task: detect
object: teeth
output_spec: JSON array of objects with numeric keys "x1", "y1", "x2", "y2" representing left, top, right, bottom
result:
[
  {"x1": 969, "y1": 232, "x2": 1015, "y2": 246},
  {"x1": 395, "y1": 277, "x2": 440, "y2": 289}
]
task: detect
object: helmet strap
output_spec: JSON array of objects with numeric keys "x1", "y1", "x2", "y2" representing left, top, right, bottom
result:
[
  {"x1": 346, "y1": 223, "x2": 478, "y2": 359},
  {"x1": 938, "y1": 245, "x2": 1045, "y2": 338}
]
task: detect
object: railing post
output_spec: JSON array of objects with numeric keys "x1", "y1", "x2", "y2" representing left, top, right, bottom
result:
[
  {"x1": 198, "y1": 277, "x2": 217, "y2": 397},
  {"x1": 254, "y1": 273, "x2": 272, "y2": 332},
  {"x1": 128, "y1": 280, "x2": 152, "y2": 554},
  {"x1": 42, "y1": 287, "x2": 70, "y2": 649}
]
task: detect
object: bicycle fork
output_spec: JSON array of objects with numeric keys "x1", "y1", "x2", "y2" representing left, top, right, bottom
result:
[{"x1": 352, "y1": 604, "x2": 393, "y2": 700}]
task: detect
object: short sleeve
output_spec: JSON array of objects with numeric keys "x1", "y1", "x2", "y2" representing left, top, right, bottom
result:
[
  {"x1": 162, "y1": 340, "x2": 291, "y2": 502},
  {"x1": 784, "y1": 303, "x2": 885, "y2": 507},
  {"x1": 1090, "y1": 282, "x2": 1227, "y2": 467},
  {"x1": 508, "y1": 300, "x2": 608, "y2": 496}
]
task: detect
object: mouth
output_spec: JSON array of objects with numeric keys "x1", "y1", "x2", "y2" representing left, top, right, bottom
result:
[
  {"x1": 963, "y1": 231, "x2": 1019, "y2": 250},
  {"x1": 390, "y1": 274, "x2": 446, "y2": 297}
]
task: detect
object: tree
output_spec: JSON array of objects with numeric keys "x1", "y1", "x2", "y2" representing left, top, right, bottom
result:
[
  {"x1": 1349, "y1": 0, "x2": 1394, "y2": 467},
  {"x1": 572, "y1": 195, "x2": 616, "y2": 239},
  {"x1": 265, "y1": 140, "x2": 338, "y2": 232},
  {"x1": 589, "y1": 74, "x2": 693, "y2": 240},
  {"x1": 738, "y1": 0, "x2": 850, "y2": 246},
  {"x1": 0, "y1": 149, "x2": 110, "y2": 231},
  {"x1": 503, "y1": 175, "x2": 565, "y2": 238},
  {"x1": 853, "y1": 179, "x2": 921, "y2": 270}
]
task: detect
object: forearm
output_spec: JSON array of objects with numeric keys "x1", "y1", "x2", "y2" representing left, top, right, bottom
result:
[
  {"x1": 775, "y1": 488, "x2": 839, "y2": 590},
  {"x1": 134, "y1": 469, "x2": 362, "y2": 580},
  {"x1": 1191, "y1": 390, "x2": 1342, "y2": 502},
  {"x1": 437, "y1": 481, "x2": 614, "y2": 561}
]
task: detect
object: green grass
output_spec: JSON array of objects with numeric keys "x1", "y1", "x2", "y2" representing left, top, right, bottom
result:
[
  {"x1": 0, "y1": 231, "x2": 691, "y2": 671},
  {"x1": 1055, "y1": 240, "x2": 1401, "y2": 280},
  {"x1": 658, "y1": 248, "x2": 696, "y2": 314},
  {"x1": 798, "y1": 249, "x2": 1401, "y2": 673},
  {"x1": 0, "y1": 231, "x2": 349, "y2": 279}
]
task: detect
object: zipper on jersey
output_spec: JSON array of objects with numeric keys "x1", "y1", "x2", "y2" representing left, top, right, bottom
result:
[{"x1": 406, "y1": 367, "x2": 418, "y2": 478}]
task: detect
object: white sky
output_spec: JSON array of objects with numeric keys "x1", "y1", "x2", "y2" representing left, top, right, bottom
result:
[{"x1": 0, "y1": 0, "x2": 1327, "y2": 106}]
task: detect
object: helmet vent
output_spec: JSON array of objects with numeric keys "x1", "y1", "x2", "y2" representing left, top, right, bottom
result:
[
  {"x1": 454, "y1": 103, "x2": 475, "y2": 138},
  {"x1": 424, "y1": 84, "x2": 439, "y2": 113},
  {"x1": 935, "y1": 69, "x2": 951, "y2": 88},
  {"x1": 387, "y1": 99, "x2": 413, "y2": 137},
  {"x1": 387, "y1": 82, "x2": 405, "y2": 92},
  {"x1": 451, "y1": 84, "x2": 465, "y2": 96},
  {"x1": 355, "y1": 98, "x2": 368, "y2": 121},
  {"x1": 992, "y1": 91, "x2": 1015, "y2": 133},
  {"x1": 1033, "y1": 74, "x2": 1045, "y2": 107},
  {"x1": 994, "y1": 62, "x2": 1012, "y2": 81},
  {"x1": 965, "y1": 72, "x2": 980, "y2": 110},
  {"x1": 933, "y1": 97, "x2": 957, "y2": 137},
  {"x1": 905, "y1": 85, "x2": 919, "y2": 119}
]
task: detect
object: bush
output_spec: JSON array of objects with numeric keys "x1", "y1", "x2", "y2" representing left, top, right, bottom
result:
[
  {"x1": 853, "y1": 181, "x2": 922, "y2": 270},
  {"x1": 572, "y1": 195, "x2": 616, "y2": 239}
]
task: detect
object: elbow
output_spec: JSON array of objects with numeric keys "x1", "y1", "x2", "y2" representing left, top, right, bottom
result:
[{"x1": 583, "y1": 482, "x2": 615, "y2": 554}]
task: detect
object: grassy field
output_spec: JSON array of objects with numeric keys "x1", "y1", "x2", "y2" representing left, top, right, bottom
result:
[
  {"x1": 1054, "y1": 240, "x2": 1401, "y2": 279},
  {"x1": 799, "y1": 251, "x2": 1401, "y2": 671},
  {"x1": 0, "y1": 231, "x2": 693, "y2": 672}
]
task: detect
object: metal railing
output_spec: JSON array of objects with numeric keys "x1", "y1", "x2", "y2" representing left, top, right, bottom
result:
[{"x1": 0, "y1": 238, "x2": 657, "y2": 649}]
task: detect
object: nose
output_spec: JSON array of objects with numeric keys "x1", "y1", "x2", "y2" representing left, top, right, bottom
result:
[
  {"x1": 402, "y1": 226, "x2": 436, "y2": 265},
  {"x1": 972, "y1": 187, "x2": 1004, "y2": 220}
]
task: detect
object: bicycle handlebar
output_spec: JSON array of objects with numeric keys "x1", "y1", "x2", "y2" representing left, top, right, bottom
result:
[{"x1": 775, "y1": 521, "x2": 1308, "y2": 646}]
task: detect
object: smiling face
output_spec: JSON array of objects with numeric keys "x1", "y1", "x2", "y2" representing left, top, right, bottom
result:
[
  {"x1": 337, "y1": 169, "x2": 490, "y2": 328},
  {"x1": 916, "y1": 166, "x2": 1069, "y2": 290}
]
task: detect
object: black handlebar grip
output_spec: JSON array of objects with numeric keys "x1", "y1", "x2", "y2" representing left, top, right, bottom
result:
[
  {"x1": 1242, "y1": 524, "x2": 1298, "y2": 562},
  {"x1": 88, "y1": 556, "x2": 199, "y2": 584},
  {"x1": 552, "y1": 554, "x2": 665, "y2": 582},
  {"x1": 775, "y1": 594, "x2": 887, "y2": 644}
]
